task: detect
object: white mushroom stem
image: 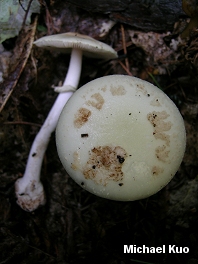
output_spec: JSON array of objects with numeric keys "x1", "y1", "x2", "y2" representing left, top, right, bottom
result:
[{"x1": 15, "y1": 48, "x2": 82, "y2": 211}]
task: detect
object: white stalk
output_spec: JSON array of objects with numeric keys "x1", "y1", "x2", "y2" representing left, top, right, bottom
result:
[{"x1": 15, "y1": 49, "x2": 82, "y2": 212}]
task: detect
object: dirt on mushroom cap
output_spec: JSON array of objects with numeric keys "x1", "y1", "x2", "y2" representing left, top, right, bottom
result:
[{"x1": 56, "y1": 75, "x2": 186, "y2": 201}]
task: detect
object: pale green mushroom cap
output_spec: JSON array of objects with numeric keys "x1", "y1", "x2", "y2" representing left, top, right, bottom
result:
[
  {"x1": 34, "y1": 32, "x2": 117, "y2": 59},
  {"x1": 56, "y1": 75, "x2": 186, "y2": 201}
]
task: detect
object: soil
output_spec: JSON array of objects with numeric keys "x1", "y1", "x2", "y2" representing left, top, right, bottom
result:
[{"x1": 0, "y1": 1, "x2": 198, "y2": 264}]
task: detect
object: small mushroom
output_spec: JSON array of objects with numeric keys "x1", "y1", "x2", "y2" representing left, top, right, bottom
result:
[
  {"x1": 15, "y1": 33, "x2": 117, "y2": 212},
  {"x1": 56, "y1": 75, "x2": 186, "y2": 201}
]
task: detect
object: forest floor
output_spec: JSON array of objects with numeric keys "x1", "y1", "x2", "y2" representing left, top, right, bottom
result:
[{"x1": 0, "y1": 2, "x2": 198, "y2": 264}]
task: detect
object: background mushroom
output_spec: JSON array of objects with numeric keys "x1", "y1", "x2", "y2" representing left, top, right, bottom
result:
[
  {"x1": 15, "y1": 32, "x2": 117, "y2": 212},
  {"x1": 56, "y1": 75, "x2": 186, "y2": 201}
]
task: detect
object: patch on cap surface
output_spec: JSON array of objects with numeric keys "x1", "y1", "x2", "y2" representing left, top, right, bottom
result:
[{"x1": 56, "y1": 75, "x2": 186, "y2": 201}]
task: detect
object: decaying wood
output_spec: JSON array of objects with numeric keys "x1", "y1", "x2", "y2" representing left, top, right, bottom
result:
[{"x1": 66, "y1": 0, "x2": 186, "y2": 31}]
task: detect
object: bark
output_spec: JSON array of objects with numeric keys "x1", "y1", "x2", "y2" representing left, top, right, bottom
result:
[{"x1": 66, "y1": 0, "x2": 185, "y2": 31}]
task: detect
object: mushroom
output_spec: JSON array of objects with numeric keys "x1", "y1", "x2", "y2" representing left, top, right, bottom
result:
[
  {"x1": 56, "y1": 75, "x2": 186, "y2": 201},
  {"x1": 15, "y1": 33, "x2": 117, "y2": 211}
]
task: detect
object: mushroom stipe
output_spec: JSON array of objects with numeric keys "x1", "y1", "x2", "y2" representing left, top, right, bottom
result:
[
  {"x1": 15, "y1": 32, "x2": 117, "y2": 211},
  {"x1": 56, "y1": 75, "x2": 186, "y2": 201}
]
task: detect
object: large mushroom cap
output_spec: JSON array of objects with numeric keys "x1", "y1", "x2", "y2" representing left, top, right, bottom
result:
[
  {"x1": 56, "y1": 75, "x2": 186, "y2": 201},
  {"x1": 33, "y1": 32, "x2": 117, "y2": 59}
]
